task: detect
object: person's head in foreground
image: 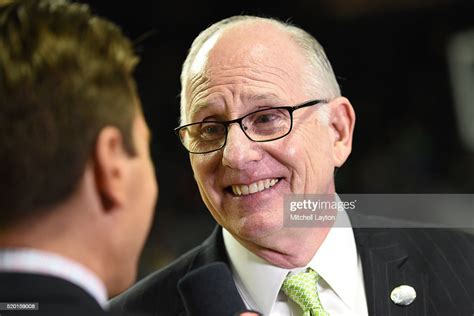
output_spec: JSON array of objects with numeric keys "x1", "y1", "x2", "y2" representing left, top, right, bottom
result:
[
  {"x1": 0, "y1": 0, "x2": 157, "y2": 298},
  {"x1": 176, "y1": 15, "x2": 355, "y2": 268}
]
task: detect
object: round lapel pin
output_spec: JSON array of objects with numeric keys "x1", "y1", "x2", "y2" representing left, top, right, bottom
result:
[{"x1": 390, "y1": 285, "x2": 416, "y2": 306}]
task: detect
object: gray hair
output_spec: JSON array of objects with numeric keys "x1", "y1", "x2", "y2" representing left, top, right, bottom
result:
[{"x1": 179, "y1": 15, "x2": 341, "y2": 125}]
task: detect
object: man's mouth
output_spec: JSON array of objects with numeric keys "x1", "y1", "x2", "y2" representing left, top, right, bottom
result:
[{"x1": 229, "y1": 178, "x2": 281, "y2": 196}]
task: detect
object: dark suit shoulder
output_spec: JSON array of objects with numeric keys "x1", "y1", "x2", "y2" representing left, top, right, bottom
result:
[
  {"x1": 110, "y1": 227, "x2": 226, "y2": 316},
  {"x1": 0, "y1": 273, "x2": 110, "y2": 316}
]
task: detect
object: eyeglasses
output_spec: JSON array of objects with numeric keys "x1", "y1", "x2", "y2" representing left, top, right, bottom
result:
[{"x1": 174, "y1": 99, "x2": 327, "y2": 154}]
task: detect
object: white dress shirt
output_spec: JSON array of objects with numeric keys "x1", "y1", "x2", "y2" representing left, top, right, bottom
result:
[
  {"x1": 223, "y1": 209, "x2": 368, "y2": 315},
  {"x1": 0, "y1": 248, "x2": 108, "y2": 309}
]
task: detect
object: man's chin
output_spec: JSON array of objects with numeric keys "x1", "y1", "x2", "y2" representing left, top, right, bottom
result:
[{"x1": 233, "y1": 217, "x2": 284, "y2": 243}]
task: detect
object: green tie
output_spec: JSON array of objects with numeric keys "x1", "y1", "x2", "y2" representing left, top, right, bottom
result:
[{"x1": 281, "y1": 268, "x2": 330, "y2": 316}]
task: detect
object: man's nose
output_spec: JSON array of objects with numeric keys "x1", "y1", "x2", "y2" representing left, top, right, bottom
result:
[{"x1": 222, "y1": 123, "x2": 262, "y2": 169}]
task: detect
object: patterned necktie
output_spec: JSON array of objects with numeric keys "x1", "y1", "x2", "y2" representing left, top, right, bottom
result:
[{"x1": 281, "y1": 268, "x2": 330, "y2": 316}]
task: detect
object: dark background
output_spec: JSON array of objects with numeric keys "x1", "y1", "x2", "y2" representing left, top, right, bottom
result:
[{"x1": 81, "y1": 0, "x2": 474, "y2": 281}]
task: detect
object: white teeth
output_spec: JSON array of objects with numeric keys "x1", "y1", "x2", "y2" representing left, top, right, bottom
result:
[
  {"x1": 231, "y1": 178, "x2": 280, "y2": 196},
  {"x1": 249, "y1": 183, "x2": 258, "y2": 194}
]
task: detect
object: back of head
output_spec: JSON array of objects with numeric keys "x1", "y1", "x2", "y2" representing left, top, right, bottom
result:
[
  {"x1": 179, "y1": 15, "x2": 341, "y2": 124},
  {"x1": 0, "y1": 0, "x2": 139, "y2": 227}
]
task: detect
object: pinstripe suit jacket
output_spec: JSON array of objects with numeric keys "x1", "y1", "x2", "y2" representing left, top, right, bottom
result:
[{"x1": 110, "y1": 226, "x2": 474, "y2": 315}]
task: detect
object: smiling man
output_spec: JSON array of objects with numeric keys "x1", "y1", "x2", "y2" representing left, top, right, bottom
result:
[{"x1": 111, "y1": 16, "x2": 473, "y2": 316}]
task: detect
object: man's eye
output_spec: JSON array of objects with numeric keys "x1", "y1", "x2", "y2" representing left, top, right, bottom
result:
[
  {"x1": 254, "y1": 114, "x2": 276, "y2": 123},
  {"x1": 201, "y1": 124, "x2": 222, "y2": 134},
  {"x1": 200, "y1": 123, "x2": 225, "y2": 140},
  {"x1": 253, "y1": 110, "x2": 288, "y2": 125}
]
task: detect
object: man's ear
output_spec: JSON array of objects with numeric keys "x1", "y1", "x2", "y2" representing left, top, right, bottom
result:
[
  {"x1": 93, "y1": 127, "x2": 129, "y2": 212},
  {"x1": 328, "y1": 97, "x2": 356, "y2": 167}
]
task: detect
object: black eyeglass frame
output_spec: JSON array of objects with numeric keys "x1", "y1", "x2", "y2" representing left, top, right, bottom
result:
[{"x1": 174, "y1": 99, "x2": 328, "y2": 154}]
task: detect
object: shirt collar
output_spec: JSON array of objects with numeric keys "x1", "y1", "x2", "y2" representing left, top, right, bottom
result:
[
  {"x1": 308, "y1": 210, "x2": 360, "y2": 312},
  {"x1": 223, "y1": 228, "x2": 289, "y2": 315},
  {"x1": 0, "y1": 248, "x2": 108, "y2": 309},
  {"x1": 223, "y1": 200, "x2": 360, "y2": 315}
]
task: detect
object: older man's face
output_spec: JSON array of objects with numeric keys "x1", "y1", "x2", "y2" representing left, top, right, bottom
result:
[{"x1": 185, "y1": 23, "x2": 342, "y2": 249}]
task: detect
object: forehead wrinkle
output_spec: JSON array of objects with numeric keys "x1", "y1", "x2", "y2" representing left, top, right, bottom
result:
[
  {"x1": 244, "y1": 92, "x2": 282, "y2": 102},
  {"x1": 188, "y1": 71, "x2": 209, "y2": 101},
  {"x1": 206, "y1": 58, "x2": 291, "y2": 82},
  {"x1": 188, "y1": 81, "x2": 290, "y2": 121},
  {"x1": 187, "y1": 71, "x2": 211, "y2": 121},
  {"x1": 186, "y1": 50, "x2": 299, "y2": 122},
  {"x1": 250, "y1": 61, "x2": 291, "y2": 81},
  {"x1": 198, "y1": 69, "x2": 292, "y2": 100}
]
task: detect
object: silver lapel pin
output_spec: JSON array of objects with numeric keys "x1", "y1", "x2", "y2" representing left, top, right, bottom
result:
[{"x1": 390, "y1": 285, "x2": 417, "y2": 306}]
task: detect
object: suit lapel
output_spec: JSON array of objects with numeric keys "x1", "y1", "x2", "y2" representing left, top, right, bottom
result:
[{"x1": 353, "y1": 228, "x2": 427, "y2": 316}]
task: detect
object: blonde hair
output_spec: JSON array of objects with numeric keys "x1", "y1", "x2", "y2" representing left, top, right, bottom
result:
[{"x1": 0, "y1": 0, "x2": 139, "y2": 222}]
